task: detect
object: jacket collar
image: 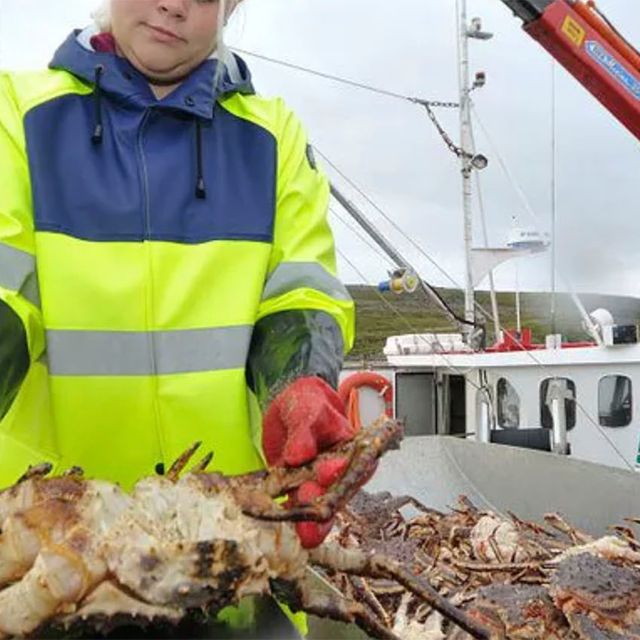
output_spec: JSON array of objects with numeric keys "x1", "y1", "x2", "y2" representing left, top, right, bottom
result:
[{"x1": 49, "y1": 29, "x2": 254, "y2": 120}]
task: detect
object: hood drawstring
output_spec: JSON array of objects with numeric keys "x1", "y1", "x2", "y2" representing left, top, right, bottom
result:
[
  {"x1": 90, "y1": 62, "x2": 208, "y2": 201},
  {"x1": 92, "y1": 65, "x2": 105, "y2": 145},
  {"x1": 195, "y1": 120, "x2": 207, "y2": 199}
]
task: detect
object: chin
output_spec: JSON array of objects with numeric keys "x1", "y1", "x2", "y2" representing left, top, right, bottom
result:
[{"x1": 135, "y1": 53, "x2": 187, "y2": 79}]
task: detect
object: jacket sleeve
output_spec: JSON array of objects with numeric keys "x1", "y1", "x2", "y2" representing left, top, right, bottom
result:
[
  {"x1": 0, "y1": 73, "x2": 45, "y2": 419},
  {"x1": 246, "y1": 104, "x2": 355, "y2": 409}
]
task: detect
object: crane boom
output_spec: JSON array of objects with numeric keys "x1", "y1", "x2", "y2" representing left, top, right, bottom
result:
[{"x1": 499, "y1": 0, "x2": 640, "y2": 139}]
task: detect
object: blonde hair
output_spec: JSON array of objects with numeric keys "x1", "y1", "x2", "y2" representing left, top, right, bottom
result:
[
  {"x1": 91, "y1": 0, "x2": 242, "y2": 85},
  {"x1": 91, "y1": 1, "x2": 111, "y2": 32},
  {"x1": 215, "y1": 0, "x2": 242, "y2": 86}
]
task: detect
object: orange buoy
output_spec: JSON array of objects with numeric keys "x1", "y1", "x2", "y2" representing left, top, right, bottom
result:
[{"x1": 338, "y1": 372, "x2": 393, "y2": 430}]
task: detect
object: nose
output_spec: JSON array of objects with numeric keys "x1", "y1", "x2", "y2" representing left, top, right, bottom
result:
[{"x1": 157, "y1": 0, "x2": 189, "y2": 20}]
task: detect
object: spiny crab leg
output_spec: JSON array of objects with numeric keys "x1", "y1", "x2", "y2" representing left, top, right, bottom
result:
[
  {"x1": 274, "y1": 575, "x2": 400, "y2": 640},
  {"x1": 240, "y1": 417, "x2": 403, "y2": 523},
  {"x1": 222, "y1": 457, "x2": 342, "y2": 500},
  {"x1": 0, "y1": 546, "x2": 93, "y2": 638},
  {"x1": 544, "y1": 513, "x2": 593, "y2": 545},
  {"x1": 310, "y1": 543, "x2": 491, "y2": 640}
]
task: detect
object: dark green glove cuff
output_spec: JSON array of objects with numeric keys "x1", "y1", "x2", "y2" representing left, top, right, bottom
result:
[
  {"x1": 0, "y1": 300, "x2": 29, "y2": 419},
  {"x1": 246, "y1": 309, "x2": 344, "y2": 411}
]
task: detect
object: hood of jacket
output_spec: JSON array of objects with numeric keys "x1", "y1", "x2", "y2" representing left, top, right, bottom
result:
[{"x1": 49, "y1": 28, "x2": 254, "y2": 120}]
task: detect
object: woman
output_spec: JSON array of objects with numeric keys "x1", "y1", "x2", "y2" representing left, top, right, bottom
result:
[{"x1": 0, "y1": 0, "x2": 357, "y2": 551}]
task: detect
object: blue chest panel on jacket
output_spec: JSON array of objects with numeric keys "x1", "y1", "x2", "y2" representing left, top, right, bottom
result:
[{"x1": 24, "y1": 93, "x2": 277, "y2": 244}]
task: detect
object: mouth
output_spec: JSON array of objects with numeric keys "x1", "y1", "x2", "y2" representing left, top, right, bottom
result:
[{"x1": 145, "y1": 24, "x2": 185, "y2": 43}]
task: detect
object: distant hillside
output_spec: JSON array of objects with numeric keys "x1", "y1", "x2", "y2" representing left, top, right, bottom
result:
[{"x1": 346, "y1": 285, "x2": 640, "y2": 360}]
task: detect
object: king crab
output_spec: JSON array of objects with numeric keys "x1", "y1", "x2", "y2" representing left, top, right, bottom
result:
[
  {"x1": 323, "y1": 491, "x2": 640, "y2": 639},
  {"x1": 0, "y1": 417, "x2": 490, "y2": 640}
]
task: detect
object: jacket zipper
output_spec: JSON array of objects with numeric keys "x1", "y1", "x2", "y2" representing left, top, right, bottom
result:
[
  {"x1": 136, "y1": 109, "x2": 165, "y2": 467},
  {"x1": 137, "y1": 110, "x2": 152, "y2": 241}
]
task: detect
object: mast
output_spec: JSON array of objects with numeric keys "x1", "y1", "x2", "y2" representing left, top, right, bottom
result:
[
  {"x1": 457, "y1": 0, "x2": 495, "y2": 345},
  {"x1": 458, "y1": 0, "x2": 475, "y2": 337}
]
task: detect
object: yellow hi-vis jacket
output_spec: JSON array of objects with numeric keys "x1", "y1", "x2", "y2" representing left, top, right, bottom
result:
[{"x1": 0, "y1": 31, "x2": 354, "y2": 490}]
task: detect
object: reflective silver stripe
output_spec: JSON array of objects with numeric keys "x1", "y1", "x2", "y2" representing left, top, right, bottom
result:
[
  {"x1": 0, "y1": 243, "x2": 36, "y2": 293},
  {"x1": 46, "y1": 326, "x2": 253, "y2": 376},
  {"x1": 262, "y1": 262, "x2": 351, "y2": 302},
  {"x1": 20, "y1": 272, "x2": 41, "y2": 308}
]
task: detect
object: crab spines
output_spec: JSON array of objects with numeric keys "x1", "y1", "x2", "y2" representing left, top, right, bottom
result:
[
  {"x1": 191, "y1": 451, "x2": 214, "y2": 474},
  {"x1": 16, "y1": 462, "x2": 53, "y2": 484},
  {"x1": 62, "y1": 466, "x2": 85, "y2": 478},
  {"x1": 166, "y1": 441, "x2": 203, "y2": 481}
]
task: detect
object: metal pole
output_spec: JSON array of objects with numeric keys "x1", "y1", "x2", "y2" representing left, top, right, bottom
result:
[
  {"x1": 550, "y1": 61, "x2": 557, "y2": 337},
  {"x1": 488, "y1": 272, "x2": 501, "y2": 343},
  {"x1": 548, "y1": 378, "x2": 569, "y2": 456},
  {"x1": 515, "y1": 263, "x2": 522, "y2": 334},
  {"x1": 476, "y1": 384, "x2": 492, "y2": 443},
  {"x1": 475, "y1": 173, "x2": 501, "y2": 342},
  {"x1": 458, "y1": 0, "x2": 475, "y2": 338}
]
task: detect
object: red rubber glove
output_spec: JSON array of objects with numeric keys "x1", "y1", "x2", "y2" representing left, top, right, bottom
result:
[{"x1": 262, "y1": 376, "x2": 357, "y2": 548}]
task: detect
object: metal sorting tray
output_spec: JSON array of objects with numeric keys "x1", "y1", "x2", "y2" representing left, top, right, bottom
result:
[
  {"x1": 366, "y1": 435, "x2": 640, "y2": 536},
  {"x1": 310, "y1": 435, "x2": 640, "y2": 639}
]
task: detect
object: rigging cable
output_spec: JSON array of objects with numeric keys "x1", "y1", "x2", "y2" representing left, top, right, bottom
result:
[
  {"x1": 232, "y1": 47, "x2": 459, "y2": 108},
  {"x1": 467, "y1": 116, "x2": 501, "y2": 342},
  {"x1": 329, "y1": 209, "x2": 396, "y2": 271},
  {"x1": 322, "y1": 137, "x2": 532, "y2": 344},
  {"x1": 325, "y1": 147, "x2": 632, "y2": 469},
  {"x1": 317, "y1": 146, "x2": 491, "y2": 326},
  {"x1": 332, "y1": 225, "x2": 482, "y2": 391},
  {"x1": 235, "y1": 48, "x2": 633, "y2": 469},
  {"x1": 336, "y1": 193, "x2": 632, "y2": 470},
  {"x1": 317, "y1": 148, "x2": 464, "y2": 291},
  {"x1": 233, "y1": 48, "x2": 465, "y2": 158},
  {"x1": 467, "y1": 104, "x2": 634, "y2": 470},
  {"x1": 471, "y1": 101, "x2": 600, "y2": 336}
]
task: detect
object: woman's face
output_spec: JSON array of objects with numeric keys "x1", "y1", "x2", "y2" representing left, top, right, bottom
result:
[{"x1": 110, "y1": 0, "x2": 222, "y2": 83}]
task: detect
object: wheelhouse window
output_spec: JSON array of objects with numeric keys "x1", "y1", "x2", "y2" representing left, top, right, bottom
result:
[
  {"x1": 598, "y1": 375, "x2": 632, "y2": 428},
  {"x1": 540, "y1": 378, "x2": 576, "y2": 430},
  {"x1": 497, "y1": 378, "x2": 520, "y2": 428}
]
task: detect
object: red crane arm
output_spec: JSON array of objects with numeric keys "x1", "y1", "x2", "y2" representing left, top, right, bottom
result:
[{"x1": 500, "y1": 0, "x2": 640, "y2": 139}]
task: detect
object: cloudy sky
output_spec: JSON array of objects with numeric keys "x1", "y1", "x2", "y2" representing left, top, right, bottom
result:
[{"x1": 1, "y1": 0, "x2": 639, "y2": 297}]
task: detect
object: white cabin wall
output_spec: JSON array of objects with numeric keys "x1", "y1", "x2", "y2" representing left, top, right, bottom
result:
[
  {"x1": 482, "y1": 364, "x2": 640, "y2": 470},
  {"x1": 341, "y1": 357, "x2": 640, "y2": 470}
]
